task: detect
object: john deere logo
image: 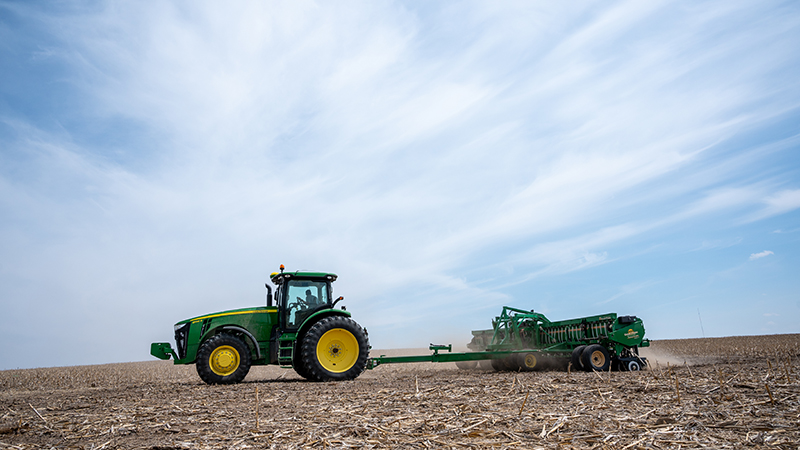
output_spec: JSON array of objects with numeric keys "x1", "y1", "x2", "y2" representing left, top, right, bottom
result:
[{"x1": 624, "y1": 328, "x2": 639, "y2": 339}]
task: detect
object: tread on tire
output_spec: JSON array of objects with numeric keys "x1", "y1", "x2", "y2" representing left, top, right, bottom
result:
[
  {"x1": 581, "y1": 344, "x2": 611, "y2": 372},
  {"x1": 300, "y1": 316, "x2": 369, "y2": 382},
  {"x1": 196, "y1": 334, "x2": 252, "y2": 384},
  {"x1": 571, "y1": 345, "x2": 586, "y2": 371}
]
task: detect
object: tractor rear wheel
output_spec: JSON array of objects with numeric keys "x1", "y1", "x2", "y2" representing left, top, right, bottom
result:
[
  {"x1": 293, "y1": 341, "x2": 314, "y2": 380},
  {"x1": 300, "y1": 316, "x2": 369, "y2": 381},
  {"x1": 581, "y1": 344, "x2": 611, "y2": 372},
  {"x1": 196, "y1": 334, "x2": 252, "y2": 384},
  {"x1": 571, "y1": 345, "x2": 586, "y2": 371}
]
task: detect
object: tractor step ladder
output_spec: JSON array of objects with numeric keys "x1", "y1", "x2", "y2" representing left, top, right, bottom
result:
[{"x1": 278, "y1": 339, "x2": 295, "y2": 367}]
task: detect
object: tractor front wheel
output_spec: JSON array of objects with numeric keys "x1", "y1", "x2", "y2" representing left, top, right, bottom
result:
[
  {"x1": 300, "y1": 316, "x2": 369, "y2": 381},
  {"x1": 196, "y1": 334, "x2": 252, "y2": 384}
]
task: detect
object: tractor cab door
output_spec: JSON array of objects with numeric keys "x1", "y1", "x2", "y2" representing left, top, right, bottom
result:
[{"x1": 280, "y1": 279, "x2": 331, "y2": 331}]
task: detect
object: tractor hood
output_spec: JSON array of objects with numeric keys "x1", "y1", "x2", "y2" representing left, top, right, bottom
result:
[{"x1": 176, "y1": 306, "x2": 276, "y2": 326}]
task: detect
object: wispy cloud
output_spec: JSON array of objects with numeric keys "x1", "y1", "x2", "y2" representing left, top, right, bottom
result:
[
  {"x1": 773, "y1": 228, "x2": 800, "y2": 234},
  {"x1": 693, "y1": 237, "x2": 743, "y2": 252},
  {"x1": 753, "y1": 190, "x2": 800, "y2": 220},
  {"x1": 750, "y1": 250, "x2": 774, "y2": 260},
  {"x1": 597, "y1": 280, "x2": 660, "y2": 306}
]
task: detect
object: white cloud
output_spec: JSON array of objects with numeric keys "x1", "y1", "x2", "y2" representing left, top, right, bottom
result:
[{"x1": 750, "y1": 250, "x2": 774, "y2": 260}]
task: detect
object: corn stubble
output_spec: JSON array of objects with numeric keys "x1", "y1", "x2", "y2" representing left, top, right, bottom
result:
[{"x1": 1, "y1": 334, "x2": 798, "y2": 449}]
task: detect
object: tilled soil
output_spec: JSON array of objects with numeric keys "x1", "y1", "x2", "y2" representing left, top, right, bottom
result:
[{"x1": 1, "y1": 336, "x2": 799, "y2": 449}]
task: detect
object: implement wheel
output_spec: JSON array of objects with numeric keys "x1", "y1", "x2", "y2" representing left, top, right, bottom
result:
[
  {"x1": 456, "y1": 361, "x2": 478, "y2": 370},
  {"x1": 300, "y1": 316, "x2": 369, "y2": 381},
  {"x1": 518, "y1": 353, "x2": 538, "y2": 371},
  {"x1": 491, "y1": 358, "x2": 506, "y2": 371},
  {"x1": 196, "y1": 334, "x2": 252, "y2": 384},
  {"x1": 571, "y1": 345, "x2": 586, "y2": 371},
  {"x1": 504, "y1": 356, "x2": 520, "y2": 371},
  {"x1": 491, "y1": 356, "x2": 519, "y2": 371},
  {"x1": 581, "y1": 344, "x2": 611, "y2": 372},
  {"x1": 626, "y1": 360, "x2": 642, "y2": 371}
]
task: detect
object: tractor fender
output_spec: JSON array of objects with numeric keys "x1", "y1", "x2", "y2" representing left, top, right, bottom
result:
[
  {"x1": 194, "y1": 325, "x2": 263, "y2": 363},
  {"x1": 219, "y1": 325, "x2": 263, "y2": 361},
  {"x1": 296, "y1": 309, "x2": 353, "y2": 341}
]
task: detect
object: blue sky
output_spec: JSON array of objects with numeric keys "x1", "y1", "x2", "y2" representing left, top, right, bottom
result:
[{"x1": 1, "y1": 1, "x2": 799, "y2": 370}]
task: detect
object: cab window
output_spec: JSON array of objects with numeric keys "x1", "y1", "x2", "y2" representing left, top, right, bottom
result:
[{"x1": 284, "y1": 280, "x2": 329, "y2": 328}]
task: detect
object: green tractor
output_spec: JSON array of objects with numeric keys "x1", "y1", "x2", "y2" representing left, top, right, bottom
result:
[{"x1": 150, "y1": 266, "x2": 369, "y2": 384}]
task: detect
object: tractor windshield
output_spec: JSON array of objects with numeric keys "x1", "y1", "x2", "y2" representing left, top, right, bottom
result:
[{"x1": 284, "y1": 279, "x2": 330, "y2": 329}]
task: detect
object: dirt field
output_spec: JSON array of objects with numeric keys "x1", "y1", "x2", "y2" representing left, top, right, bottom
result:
[{"x1": 1, "y1": 335, "x2": 799, "y2": 449}]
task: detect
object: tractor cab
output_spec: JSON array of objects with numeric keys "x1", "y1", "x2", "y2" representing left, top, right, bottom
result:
[{"x1": 270, "y1": 266, "x2": 339, "y2": 332}]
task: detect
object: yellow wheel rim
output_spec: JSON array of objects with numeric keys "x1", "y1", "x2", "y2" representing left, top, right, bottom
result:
[
  {"x1": 524, "y1": 354, "x2": 537, "y2": 369},
  {"x1": 316, "y1": 328, "x2": 359, "y2": 373},
  {"x1": 590, "y1": 350, "x2": 606, "y2": 367},
  {"x1": 209, "y1": 345, "x2": 240, "y2": 376}
]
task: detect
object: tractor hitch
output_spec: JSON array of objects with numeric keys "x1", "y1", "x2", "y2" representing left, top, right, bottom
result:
[{"x1": 150, "y1": 342, "x2": 178, "y2": 361}]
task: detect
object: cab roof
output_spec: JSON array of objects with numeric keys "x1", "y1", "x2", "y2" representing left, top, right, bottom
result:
[{"x1": 269, "y1": 269, "x2": 338, "y2": 284}]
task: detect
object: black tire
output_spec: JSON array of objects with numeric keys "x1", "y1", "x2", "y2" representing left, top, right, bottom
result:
[
  {"x1": 518, "y1": 353, "x2": 538, "y2": 371},
  {"x1": 455, "y1": 361, "x2": 478, "y2": 370},
  {"x1": 196, "y1": 334, "x2": 252, "y2": 384},
  {"x1": 479, "y1": 360, "x2": 494, "y2": 370},
  {"x1": 581, "y1": 344, "x2": 611, "y2": 372},
  {"x1": 503, "y1": 356, "x2": 520, "y2": 371},
  {"x1": 490, "y1": 356, "x2": 518, "y2": 371},
  {"x1": 491, "y1": 358, "x2": 506, "y2": 371},
  {"x1": 300, "y1": 316, "x2": 369, "y2": 382},
  {"x1": 626, "y1": 360, "x2": 642, "y2": 371},
  {"x1": 292, "y1": 337, "x2": 314, "y2": 380},
  {"x1": 571, "y1": 345, "x2": 586, "y2": 371}
]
